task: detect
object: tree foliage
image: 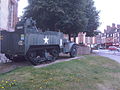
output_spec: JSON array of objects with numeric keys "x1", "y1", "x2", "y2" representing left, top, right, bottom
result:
[
  {"x1": 85, "y1": 0, "x2": 100, "y2": 37},
  {"x1": 24, "y1": 0, "x2": 100, "y2": 37}
]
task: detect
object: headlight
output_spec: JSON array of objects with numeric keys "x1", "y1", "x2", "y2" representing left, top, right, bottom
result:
[{"x1": 18, "y1": 40, "x2": 24, "y2": 45}]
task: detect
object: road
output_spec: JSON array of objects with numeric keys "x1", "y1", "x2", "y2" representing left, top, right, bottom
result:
[{"x1": 93, "y1": 49, "x2": 120, "y2": 63}]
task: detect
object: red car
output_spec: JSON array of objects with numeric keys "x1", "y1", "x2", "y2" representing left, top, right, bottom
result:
[{"x1": 108, "y1": 46, "x2": 119, "y2": 51}]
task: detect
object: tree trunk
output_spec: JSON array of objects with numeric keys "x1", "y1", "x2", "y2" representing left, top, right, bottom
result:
[
  {"x1": 69, "y1": 34, "x2": 71, "y2": 41},
  {"x1": 74, "y1": 36, "x2": 76, "y2": 43}
]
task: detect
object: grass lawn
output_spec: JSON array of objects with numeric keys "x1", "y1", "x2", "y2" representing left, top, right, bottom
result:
[{"x1": 0, "y1": 55, "x2": 120, "y2": 90}]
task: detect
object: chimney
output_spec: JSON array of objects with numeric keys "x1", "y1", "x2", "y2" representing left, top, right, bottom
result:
[
  {"x1": 106, "y1": 25, "x2": 111, "y2": 31},
  {"x1": 112, "y1": 23, "x2": 115, "y2": 27},
  {"x1": 117, "y1": 24, "x2": 120, "y2": 29},
  {"x1": 112, "y1": 23, "x2": 116, "y2": 29}
]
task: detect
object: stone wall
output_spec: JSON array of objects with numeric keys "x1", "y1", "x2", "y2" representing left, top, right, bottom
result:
[
  {"x1": 0, "y1": 54, "x2": 10, "y2": 63},
  {"x1": 77, "y1": 46, "x2": 91, "y2": 55}
]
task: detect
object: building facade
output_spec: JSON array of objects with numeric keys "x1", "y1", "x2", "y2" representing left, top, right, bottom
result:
[
  {"x1": 74, "y1": 32, "x2": 97, "y2": 47},
  {"x1": 0, "y1": 0, "x2": 18, "y2": 31},
  {"x1": 98, "y1": 23, "x2": 120, "y2": 48}
]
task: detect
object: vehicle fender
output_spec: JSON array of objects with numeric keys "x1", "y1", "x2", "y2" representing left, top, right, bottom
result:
[
  {"x1": 63, "y1": 42, "x2": 77, "y2": 53},
  {"x1": 68, "y1": 42, "x2": 75, "y2": 50}
]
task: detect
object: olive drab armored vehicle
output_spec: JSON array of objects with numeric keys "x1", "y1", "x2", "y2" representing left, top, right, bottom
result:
[{"x1": 0, "y1": 18, "x2": 77, "y2": 65}]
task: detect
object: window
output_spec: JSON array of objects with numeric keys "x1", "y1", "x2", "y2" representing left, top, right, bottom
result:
[{"x1": 111, "y1": 34, "x2": 112, "y2": 37}]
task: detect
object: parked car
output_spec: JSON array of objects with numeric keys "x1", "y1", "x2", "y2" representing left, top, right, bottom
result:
[
  {"x1": 108, "y1": 46, "x2": 120, "y2": 51},
  {"x1": 99, "y1": 47, "x2": 106, "y2": 49}
]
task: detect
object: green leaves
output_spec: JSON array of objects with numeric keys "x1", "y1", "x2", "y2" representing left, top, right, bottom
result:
[
  {"x1": 85, "y1": 0, "x2": 100, "y2": 37},
  {"x1": 24, "y1": 0, "x2": 100, "y2": 37}
]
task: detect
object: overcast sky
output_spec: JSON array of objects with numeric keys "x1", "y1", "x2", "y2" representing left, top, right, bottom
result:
[
  {"x1": 18, "y1": 0, "x2": 120, "y2": 32},
  {"x1": 18, "y1": 0, "x2": 28, "y2": 17},
  {"x1": 94, "y1": 0, "x2": 120, "y2": 32}
]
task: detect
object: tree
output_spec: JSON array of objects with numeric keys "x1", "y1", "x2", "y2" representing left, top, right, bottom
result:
[
  {"x1": 24, "y1": 0, "x2": 64, "y2": 31},
  {"x1": 24, "y1": 0, "x2": 100, "y2": 39},
  {"x1": 85, "y1": 0, "x2": 100, "y2": 37}
]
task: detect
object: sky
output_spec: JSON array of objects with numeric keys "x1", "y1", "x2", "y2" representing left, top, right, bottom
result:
[
  {"x1": 94, "y1": 0, "x2": 120, "y2": 32},
  {"x1": 18, "y1": 0, "x2": 28, "y2": 17},
  {"x1": 18, "y1": 0, "x2": 120, "y2": 32}
]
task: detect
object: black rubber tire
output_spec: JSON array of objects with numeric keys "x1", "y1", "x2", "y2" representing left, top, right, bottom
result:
[
  {"x1": 27, "y1": 51, "x2": 47, "y2": 65},
  {"x1": 27, "y1": 51, "x2": 39, "y2": 65},
  {"x1": 70, "y1": 45, "x2": 77, "y2": 58},
  {"x1": 117, "y1": 49, "x2": 119, "y2": 52},
  {"x1": 50, "y1": 49, "x2": 59, "y2": 60}
]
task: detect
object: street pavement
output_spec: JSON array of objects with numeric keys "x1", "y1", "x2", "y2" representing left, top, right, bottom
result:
[{"x1": 93, "y1": 49, "x2": 120, "y2": 63}]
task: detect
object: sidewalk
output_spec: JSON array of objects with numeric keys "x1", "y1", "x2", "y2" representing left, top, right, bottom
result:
[{"x1": 93, "y1": 50, "x2": 120, "y2": 64}]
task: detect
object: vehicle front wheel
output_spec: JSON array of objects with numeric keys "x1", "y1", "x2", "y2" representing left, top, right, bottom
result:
[
  {"x1": 117, "y1": 49, "x2": 120, "y2": 52},
  {"x1": 70, "y1": 45, "x2": 77, "y2": 57}
]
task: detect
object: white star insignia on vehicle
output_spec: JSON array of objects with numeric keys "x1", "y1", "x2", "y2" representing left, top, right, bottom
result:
[{"x1": 43, "y1": 36, "x2": 49, "y2": 44}]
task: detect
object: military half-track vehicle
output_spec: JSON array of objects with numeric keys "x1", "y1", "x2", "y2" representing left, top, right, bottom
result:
[{"x1": 1, "y1": 18, "x2": 77, "y2": 65}]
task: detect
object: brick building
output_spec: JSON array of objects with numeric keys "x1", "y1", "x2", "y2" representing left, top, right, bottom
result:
[
  {"x1": 99, "y1": 23, "x2": 120, "y2": 48},
  {"x1": 0, "y1": 0, "x2": 19, "y2": 31},
  {"x1": 73, "y1": 32, "x2": 97, "y2": 47},
  {"x1": 78, "y1": 32, "x2": 86, "y2": 44}
]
